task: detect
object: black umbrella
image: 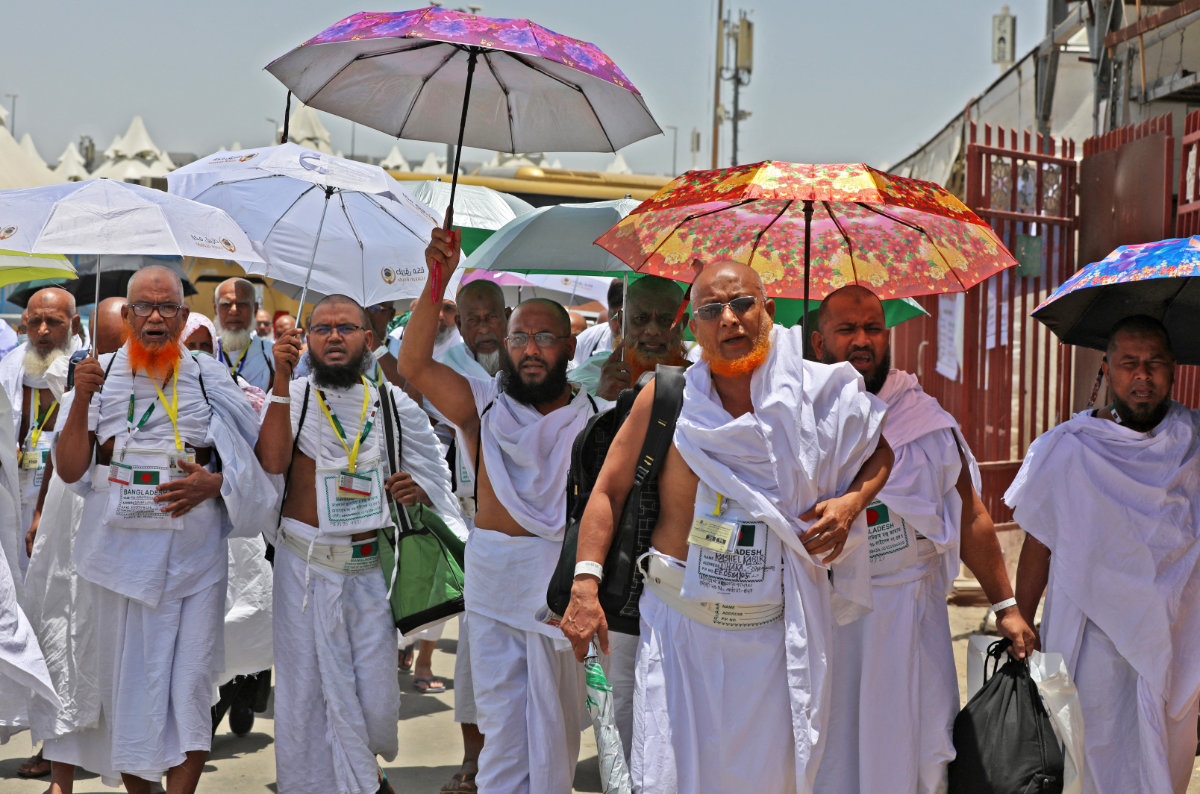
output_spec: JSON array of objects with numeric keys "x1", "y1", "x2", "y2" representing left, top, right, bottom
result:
[{"x1": 8, "y1": 255, "x2": 197, "y2": 308}]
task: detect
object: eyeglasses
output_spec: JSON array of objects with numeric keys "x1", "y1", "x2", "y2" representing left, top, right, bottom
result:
[
  {"x1": 506, "y1": 332, "x2": 569, "y2": 348},
  {"x1": 129, "y1": 302, "x2": 185, "y2": 318},
  {"x1": 366, "y1": 303, "x2": 393, "y2": 313},
  {"x1": 693, "y1": 296, "x2": 758, "y2": 322},
  {"x1": 309, "y1": 323, "x2": 365, "y2": 338}
]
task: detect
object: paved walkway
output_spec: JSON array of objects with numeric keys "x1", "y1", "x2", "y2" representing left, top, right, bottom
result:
[{"x1": 1, "y1": 607, "x2": 1197, "y2": 792}]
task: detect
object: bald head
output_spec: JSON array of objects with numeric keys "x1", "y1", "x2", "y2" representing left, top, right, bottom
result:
[
  {"x1": 512, "y1": 298, "x2": 571, "y2": 337},
  {"x1": 810, "y1": 284, "x2": 890, "y2": 393},
  {"x1": 691, "y1": 260, "x2": 767, "y2": 307},
  {"x1": 816, "y1": 285, "x2": 884, "y2": 334},
  {"x1": 457, "y1": 280, "x2": 508, "y2": 358},
  {"x1": 457, "y1": 279, "x2": 506, "y2": 316},
  {"x1": 214, "y1": 277, "x2": 257, "y2": 333},
  {"x1": 128, "y1": 265, "x2": 185, "y2": 304},
  {"x1": 91, "y1": 297, "x2": 128, "y2": 355},
  {"x1": 25, "y1": 287, "x2": 80, "y2": 359},
  {"x1": 312, "y1": 294, "x2": 369, "y2": 327},
  {"x1": 568, "y1": 311, "x2": 586, "y2": 337}
]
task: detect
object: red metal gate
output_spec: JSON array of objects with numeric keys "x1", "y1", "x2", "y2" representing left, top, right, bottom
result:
[
  {"x1": 892, "y1": 122, "x2": 1078, "y2": 523},
  {"x1": 1176, "y1": 109, "x2": 1200, "y2": 404}
]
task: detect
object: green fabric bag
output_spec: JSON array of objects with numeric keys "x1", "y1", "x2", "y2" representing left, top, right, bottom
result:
[
  {"x1": 375, "y1": 384, "x2": 466, "y2": 635},
  {"x1": 377, "y1": 503, "x2": 466, "y2": 635}
]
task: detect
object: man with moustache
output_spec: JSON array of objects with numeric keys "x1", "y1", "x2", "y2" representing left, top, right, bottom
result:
[
  {"x1": 388, "y1": 297, "x2": 461, "y2": 361},
  {"x1": 25, "y1": 296, "x2": 129, "y2": 794},
  {"x1": 0, "y1": 287, "x2": 83, "y2": 574},
  {"x1": 399, "y1": 230, "x2": 600, "y2": 794},
  {"x1": 570, "y1": 275, "x2": 691, "y2": 401},
  {"x1": 563, "y1": 261, "x2": 892, "y2": 793},
  {"x1": 1011, "y1": 316, "x2": 1200, "y2": 793},
  {"x1": 54, "y1": 266, "x2": 275, "y2": 794},
  {"x1": 258, "y1": 294, "x2": 462, "y2": 794},
  {"x1": 255, "y1": 309, "x2": 273, "y2": 340},
  {"x1": 809, "y1": 285, "x2": 1035, "y2": 794},
  {"x1": 212, "y1": 277, "x2": 274, "y2": 391},
  {"x1": 572, "y1": 279, "x2": 622, "y2": 366}
]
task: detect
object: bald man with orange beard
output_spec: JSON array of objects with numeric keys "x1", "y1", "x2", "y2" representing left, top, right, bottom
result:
[
  {"x1": 54, "y1": 266, "x2": 276, "y2": 794},
  {"x1": 564, "y1": 261, "x2": 893, "y2": 793}
]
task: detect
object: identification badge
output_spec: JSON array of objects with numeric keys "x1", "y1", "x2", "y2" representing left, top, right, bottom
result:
[
  {"x1": 688, "y1": 515, "x2": 739, "y2": 553},
  {"x1": 108, "y1": 461, "x2": 134, "y2": 485},
  {"x1": 336, "y1": 471, "x2": 373, "y2": 500},
  {"x1": 20, "y1": 449, "x2": 47, "y2": 470},
  {"x1": 167, "y1": 449, "x2": 197, "y2": 476}
]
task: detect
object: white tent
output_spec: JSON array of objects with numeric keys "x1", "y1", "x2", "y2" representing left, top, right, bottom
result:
[
  {"x1": 0, "y1": 126, "x2": 59, "y2": 189},
  {"x1": 280, "y1": 103, "x2": 334, "y2": 154},
  {"x1": 605, "y1": 152, "x2": 632, "y2": 175},
  {"x1": 415, "y1": 151, "x2": 447, "y2": 175},
  {"x1": 91, "y1": 116, "x2": 175, "y2": 180},
  {"x1": 18, "y1": 134, "x2": 46, "y2": 169},
  {"x1": 53, "y1": 142, "x2": 89, "y2": 181},
  {"x1": 380, "y1": 144, "x2": 410, "y2": 172}
]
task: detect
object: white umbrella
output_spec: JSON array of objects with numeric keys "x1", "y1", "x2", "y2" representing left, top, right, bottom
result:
[
  {"x1": 465, "y1": 198, "x2": 640, "y2": 276},
  {"x1": 0, "y1": 179, "x2": 263, "y2": 307},
  {"x1": 169, "y1": 144, "x2": 442, "y2": 314},
  {"x1": 399, "y1": 179, "x2": 533, "y2": 233}
]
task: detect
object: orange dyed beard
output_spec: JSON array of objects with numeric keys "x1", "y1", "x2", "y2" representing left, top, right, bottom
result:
[
  {"x1": 127, "y1": 329, "x2": 183, "y2": 380},
  {"x1": 624, "y1": 343, "x2": 691, "y2": 382},
  {"x1": 702, "y1": 324, "x2": 772, "y2": 378}
]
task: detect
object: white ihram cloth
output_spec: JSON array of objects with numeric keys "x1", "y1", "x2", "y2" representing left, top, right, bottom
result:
[
  {"x1": 653, "y1": 324, "x2": 886, "y2": 793},
  {"x1": 572, "y1": 321, "x2": 612, "y2": 365},
  {"x1": 817, "y1": 369, "x2": 979, "y2": 794},
  {"x1": 63, "y1": 347, "x2": 275, "y2": 776},
  {"x1": 219, "y1": 535, "x2": 273, "y2": 684},
  {"x1": 0, "y1": 375, "x2": 59, "y2": 742},
  {"x1": 0, "y1": 340, "x2": 81, "y2": 573},
  {"x1": 464, "y1": 376, "x2": 596, "y2": 794},
  {"x1": 1005, "y1": 402, "x2": 1200, "y2": 794},
  {"x1": 271, "y1": 377, "x2": 459, "y2": 794},
  {"x1": 217, "y1": 335, "x2": 274, "y2": 392}
]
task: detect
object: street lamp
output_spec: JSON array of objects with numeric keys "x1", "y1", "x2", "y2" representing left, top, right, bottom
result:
[
  {"x1": 665, "y1": 125, "x2": 679, "y2": 176},
  {"x1": 4, "y1": 94, "x2": 17, "y2": 138},
  {"x1": 266, "y1": 117, "x2": 279, "y2": 145}
]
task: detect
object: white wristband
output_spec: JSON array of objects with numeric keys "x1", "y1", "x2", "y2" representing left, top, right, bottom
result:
[
  {"x1": 990, "y1": 597, "x2": 1018, "y2": 613},
  {"x1": 574, "y1": 561, "x2": 604, "y2": 582},
  {"x1": 269, "y1": 394, "x2": 292, "y2": 404}
]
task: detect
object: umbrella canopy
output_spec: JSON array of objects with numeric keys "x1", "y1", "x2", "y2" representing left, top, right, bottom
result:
[
  {"x1": 466, "y1": 198, "x2": 639, "y2": 276},
  {"x1": 0, "y1": 250, "x2": 75, "y2": 289},
  {"x1": 0, "y1": 179, "x2": 262, "y2": 263},
  {"x1": 595, "y1": 161, "x2": 1016, "y2": 302},
  {"x1": 266, "y1": 7, "x2": 661, "y2": 154},
  {"x1": 8, "y1": 255, "x2": 196, "y2": 308},
  {"x1": 169, "y1": 144, "x2": 441, "y2": 309},
  {"x1": 1032, "y1": 236, "x2": 1200, "y2": 364},
  {"x1": 399, "y1": 180, "x2": 533, "y2": 254}
]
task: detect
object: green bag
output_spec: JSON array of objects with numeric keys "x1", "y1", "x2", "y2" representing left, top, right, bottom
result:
[
  {"x1": 376, "y1": 385, "x2": 466, "y2": 635},
  {"x1": 377, "y1": 503, "x2": 466, "y2": 634}
]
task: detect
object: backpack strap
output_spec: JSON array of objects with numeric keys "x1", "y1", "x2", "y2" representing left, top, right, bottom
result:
[
  {"x1": 261, "y1": 340, "x2": 275, "y2": 383},
  {"x1": 377, "y1": 382, "x2": 413, "y2": 538},
  {"x1": 632, "y1": 365, "x2": 686, "y2": 487},
  {"x1": 472, "y1": 399, "x2": 495, "y2": 505}
]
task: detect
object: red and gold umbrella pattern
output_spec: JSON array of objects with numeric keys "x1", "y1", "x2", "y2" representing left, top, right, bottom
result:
[{"x1": 595, "y1": 161, "x2": 1017, "y2": 301}]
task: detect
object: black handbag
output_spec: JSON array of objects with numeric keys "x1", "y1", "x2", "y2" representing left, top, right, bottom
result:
[
  {"x1": 948, "y1": 638, "x2": 1065, "y2": 794},
  {"x1": 545, "y1": 365, "x2": 686, "y2": 635}
]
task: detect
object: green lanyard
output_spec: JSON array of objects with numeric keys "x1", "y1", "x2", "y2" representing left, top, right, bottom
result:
[
  {"x1": 126, "y1": 393, "x2": 156, "y2": 438},
  {"x1": 316, "y1": 377, "x2": 377, "y2": 473},
  {"x1": 25, "y1": 389, "x2": 58, "y2": 452}
]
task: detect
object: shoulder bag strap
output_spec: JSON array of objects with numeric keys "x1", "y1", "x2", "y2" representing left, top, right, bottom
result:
[{"x1": 632, "y1": 365, "x2": 686, "y2": 487}]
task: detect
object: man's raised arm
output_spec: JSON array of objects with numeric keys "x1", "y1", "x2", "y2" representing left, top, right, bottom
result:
[
  {"x1": 56, "y1": 356, "x2": 103, "y2": 483},
  {"x1": 396, "y1": 229, "x2": 481, "y2": 435}
]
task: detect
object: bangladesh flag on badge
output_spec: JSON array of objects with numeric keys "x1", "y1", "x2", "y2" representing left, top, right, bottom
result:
[
  {"x1": 866, "y1": 503, "x2": 889, "y2": 526},
  {"x1": 134, "y1": 469, "x2": 160, "y2": 486}
]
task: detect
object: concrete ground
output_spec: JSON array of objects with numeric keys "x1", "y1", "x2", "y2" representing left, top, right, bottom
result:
[{"x1": 2, "y1": 607, "x2": 1198, "y2": 792}]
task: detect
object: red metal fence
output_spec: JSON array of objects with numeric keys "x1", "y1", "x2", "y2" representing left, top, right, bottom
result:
[
  {"x1": 1177, "y1": 109, "x2": 1200, "y2": 403},
  {"x1": 892, "y1": 122, "x2": 1078, "y2": 522}
]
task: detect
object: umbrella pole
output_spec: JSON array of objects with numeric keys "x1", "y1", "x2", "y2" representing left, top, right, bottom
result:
[
  {"x1": 432, "y1": 48, "x2": 480, "y2": 304},
  {"x1": 621, "y1": 273, "x2": 628, "y2": 364},
  {"x1": 801, "y1": 199, "x2": 814, "y2": 348},
  {"x1": 94, "y1": 253, "x2": 102, "y2": 315},
  {"x1": 295, "y1": 186, "x2": 335, "y2": 324}
]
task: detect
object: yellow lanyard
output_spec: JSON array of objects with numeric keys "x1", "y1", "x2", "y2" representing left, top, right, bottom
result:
[
  {"x1": 316, "y1": 376, "x2": 373, "y2": 473},
  {"x1": 224, "y1": 343, "x2": 249, "y2": 377},
  {"x1": 150, "y1": 368, "x2": 183, "y2": 452},
  {"x1": 26, "y1": 389, "x2": 58, "y2": 452},
  {"x1": 713, "y1": 493, "x2": 726, "y2": 517}
]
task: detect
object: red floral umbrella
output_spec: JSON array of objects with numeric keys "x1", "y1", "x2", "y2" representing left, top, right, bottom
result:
[{"x1": 595, "y1": 161, "x2": 1017, "y2": 336}]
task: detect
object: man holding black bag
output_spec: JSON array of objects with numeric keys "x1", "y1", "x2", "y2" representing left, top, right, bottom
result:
[{"x1": 257, "y1": 294, "x2": 461, "y2": 794}]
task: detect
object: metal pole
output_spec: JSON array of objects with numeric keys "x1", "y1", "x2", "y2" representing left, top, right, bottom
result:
[
  {"x1": 665, "y1": 125, "x2": 678, "y2": 175},
  {"x1": 711, "y1": 0, "x2": 723, "y2": 169},
  {"x1": 731, "y1": 45, "x2": 740, "y2": 167},
  {"x1": 801, "y1": 200, "x2": 814, "y2": 346},
  {"x1": 295, "y1": 186, "x2": 335, "y2": 322}
]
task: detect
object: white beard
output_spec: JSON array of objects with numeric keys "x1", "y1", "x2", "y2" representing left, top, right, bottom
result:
[
  {"x1": 475, "y1": 349, "x2": 501, "y2": 376},
  {"x1": 435, "y1": 326, "x2": 452, "y2": 345},
  {"x1": 217, "y1": 326, "x2": 252, "y2": 353},
  {"x1": 23, "y1": 344, "x2": 69, "y2": 379}
]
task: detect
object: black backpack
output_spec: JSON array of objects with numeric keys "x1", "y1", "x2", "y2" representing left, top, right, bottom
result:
[
  {"x1": 545, "y1": 364, "x2": 686, "y2": 635},
  {"x1": 948, "y1": 638, "x2": 1065, "y2": 794}
]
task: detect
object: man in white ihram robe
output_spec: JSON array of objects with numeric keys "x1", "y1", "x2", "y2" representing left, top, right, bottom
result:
[{"x1": 1011, "y1": 315, "x2": 1200, "y2": 794}]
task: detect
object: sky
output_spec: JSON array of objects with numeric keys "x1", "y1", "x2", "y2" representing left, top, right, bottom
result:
[{"x1": 3, "y1": 1, "x2": 1050, "y2": 176}]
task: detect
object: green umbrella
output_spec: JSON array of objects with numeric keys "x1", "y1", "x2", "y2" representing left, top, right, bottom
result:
[{"x1": 0, "y1": 250, "x2": 76, "y2": 289}]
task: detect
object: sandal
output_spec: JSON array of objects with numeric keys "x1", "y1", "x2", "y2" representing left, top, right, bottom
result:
[
  {"x1": 397, "y1": 648, "x2": 414, "y2": 672},
  {"x1": 440, "y1": 771, "x2": 478, "y2": 793},
  {"x1": 413, "y1": 676, "x2": 446, "y2": 693},
  {"x1": 17, "y1": 749, "x2": 51, "y2": 778}
]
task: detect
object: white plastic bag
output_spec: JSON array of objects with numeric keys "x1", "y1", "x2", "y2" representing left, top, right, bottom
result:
[
  {"x1": 1028, "y1": 650, "x2": 1086, "y2": 794},
  {"x1": 965, "y1": 634, "x2": 995, "y2": 700}
]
